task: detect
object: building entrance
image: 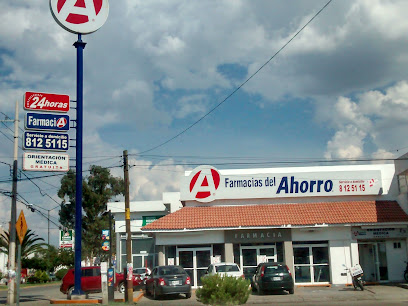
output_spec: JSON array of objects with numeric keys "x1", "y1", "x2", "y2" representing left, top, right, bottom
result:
[
  {"x1": 359, "y1": 242, "x2": 388, "y2": 282},
  {"x1": 177, "y1": 247, "x2": 212, "y2": 287},
  {"x1": 240, "y1": 245, "x2": 277, "y2": 279}
]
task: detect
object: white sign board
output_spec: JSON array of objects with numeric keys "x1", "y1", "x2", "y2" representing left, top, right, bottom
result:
[
  {"x1": 50, "y1": 0, "x2": 109, "y2": 34},
  {"x1": 59, "y1": 229, "x2": 74, "y2": 250},
  {"x1": 23, "y1": 152, "x2": 69, "y2": 172},
  {"x1": 181, "y1": 165, "x2": 383, "y2": 203}
]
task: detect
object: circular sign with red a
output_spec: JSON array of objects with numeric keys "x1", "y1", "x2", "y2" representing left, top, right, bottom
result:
[{"x1": 50, "y1": 0, "x2": 109, "y2": 34}]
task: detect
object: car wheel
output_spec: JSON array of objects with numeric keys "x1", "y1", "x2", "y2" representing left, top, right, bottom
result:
[
  {"x1": 118, "y1": 282, "x2": 125, "y2": 294},
  {"x1": 145, "y1": 284, "x2": 151, "y2": 296},
  {"x1": 258, "y1": 286, "x2": 264, "y2": 295},
  {"x1": 67, "y1": 287, "x2": 74, "y2": 300},
  {"x1": 289, "y1": 288, "x2": 294, "y2": 294},
  {"x1": 185, "y1": 292, "x2": 191, "y2": 299}
]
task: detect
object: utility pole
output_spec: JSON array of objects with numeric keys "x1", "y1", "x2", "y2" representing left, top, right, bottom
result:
[
  {"x1": 123, "y1": 150, "x2": 133, "y2": 303},
  {"x1": 7, "y1": 100, "x2": 19, "y2": 305}
]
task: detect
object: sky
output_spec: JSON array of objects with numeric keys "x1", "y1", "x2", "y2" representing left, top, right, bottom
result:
[{"x1": 1, "y1": 0, "x2": 408, "y2": 247}]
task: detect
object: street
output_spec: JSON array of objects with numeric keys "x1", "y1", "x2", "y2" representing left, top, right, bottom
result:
[
  {"x1": 138, "y1": 285, "x2": 408, "y2": 305},
  {"x1": 1, "y1": 284, "x2": 408, "y2": 305}
]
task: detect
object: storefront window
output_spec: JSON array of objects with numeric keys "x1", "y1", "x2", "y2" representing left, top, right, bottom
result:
[
  {"x1": 179, "y1": 251, "x2": 193, "y2": 268},
  {"x1": 312, "y1": 247, "x2": 329, "y2": 264},
  {"x1": 213, "y1": 244, "x2": 225, "y2": 262},
  {"x1": 233, "y1": 244, "x2": 240, "y2": 265},
  {"x1": 314, "y1": 265, "x2": 330, "y2": 282},
  {"x1": 294, "y1": 244, "x2": 330, "y2": 284},
  {"x1": 242, "y1": 249, "x2": 257, "y2": 266},
  {"x1": 295, "y1": 266, "x2": 311, "y2": 283},
  {"x1": 294, "y1": 247, "x2": 310, "y2": 264}
]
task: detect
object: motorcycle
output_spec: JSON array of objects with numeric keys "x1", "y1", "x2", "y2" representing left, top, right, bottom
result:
[
  {"x1": 344, "y1": 264, "x2": 364, "y2": 291},
  {"x1": 404, "y1": 261, "x2": 408, "y2": 282}
]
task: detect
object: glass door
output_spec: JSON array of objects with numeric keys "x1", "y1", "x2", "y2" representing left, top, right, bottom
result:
[
  {"x1": 293, "y1": 244, "x2": 330, "y2": 284},
  {"x1": 240, "y1": 246, "x2": 277, "y2": 279},
  {"x1": 196, "y1": 250, "x2": 211, "y2": 286},
  {"x1": 178, "y1": 250, "x2": 194, "y2": 286},
  {"x1": 242, "y1": 248, "x2": 257, "y2": 279},
  {"x1": 177, "y1": 247, "x2": 212, "y2": 287},
  {"x1": 359, "y1": 242, "x2": 388, "y2": 282}
]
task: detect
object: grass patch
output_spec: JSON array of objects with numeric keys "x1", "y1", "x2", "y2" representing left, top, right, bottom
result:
[{"x1": 0, "y1": 281, "x2": 60, "y2": 290}]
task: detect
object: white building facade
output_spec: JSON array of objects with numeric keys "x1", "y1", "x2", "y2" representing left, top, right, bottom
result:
[{"x1": 142, "y1": 157, "x2": 408, "y2": 288}]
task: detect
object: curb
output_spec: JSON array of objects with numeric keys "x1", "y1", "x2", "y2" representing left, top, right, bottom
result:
[{"x1": 50, "y1": 291, "x2": 144, "y2": 304}]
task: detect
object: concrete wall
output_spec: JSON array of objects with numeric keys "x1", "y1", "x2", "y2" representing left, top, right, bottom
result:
[
  {"x1": 155, "y1": 230, "x2": 225, "y2": 245},
  {"x1": 386, "y1": 240, "x2": 407, "y2": 281}
]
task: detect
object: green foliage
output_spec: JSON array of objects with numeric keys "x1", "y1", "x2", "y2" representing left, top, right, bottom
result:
[
  {"x1": 196, "y1": 274, "x2": 251, "y2": 305},
  {"x1": 57, "y1": 249, "x2": 74, "y2": 267},
  {"x1": 58, "y1": 166, "x2": 124, "y2": 261},
  {"x1": 22, "y1": 256, "x2": 48, "y2": 271},
  {"x1": 28, "y1": 270, "x2": 49, "y2": 283},
  {"x1": 55, "y1": 268, "x2": 68, "y2": 280},
  {"x1": 0, "y1": 229, "x2": 47, "y2": 259},
  {"x1": 22, "y1": 246, "x2": 74, "y2": 272}
]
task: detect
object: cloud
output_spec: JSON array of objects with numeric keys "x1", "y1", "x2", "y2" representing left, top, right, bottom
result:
[{"x1": 324, "y1": 81, "x2": 408, "y2": 160}]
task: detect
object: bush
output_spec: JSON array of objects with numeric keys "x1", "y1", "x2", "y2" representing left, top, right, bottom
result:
[
  {"x1": 56, "y1": 268, "x2": 68, "y2": 281},
  {"x1": 196, "y1": 274, "x2": 251, "y2": 305},
  {"x1": 28, "y1": 270, "x2": 49, "y2": 283}
]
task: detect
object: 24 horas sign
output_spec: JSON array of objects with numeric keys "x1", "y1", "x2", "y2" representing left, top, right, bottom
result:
[{"x1": 180, "y1": 165, "x2": 383, "y2": 203}]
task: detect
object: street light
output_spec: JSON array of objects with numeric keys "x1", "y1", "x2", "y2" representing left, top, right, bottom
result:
[{"x1": 29, "y1": 202, "x2": 68, "y2": 246}]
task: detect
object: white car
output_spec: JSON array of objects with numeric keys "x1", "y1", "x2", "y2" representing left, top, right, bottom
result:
[
  {"x1": 204, "y1": 262, "x2": 245, "y2": 279},
  {"x1": 133, "y1": 267, "x2": 152, "y2": 283}
]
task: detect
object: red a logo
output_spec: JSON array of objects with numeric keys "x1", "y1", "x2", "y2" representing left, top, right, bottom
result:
[{"x1": 189, "y1": 166, "x2": 220, "y2": 202}]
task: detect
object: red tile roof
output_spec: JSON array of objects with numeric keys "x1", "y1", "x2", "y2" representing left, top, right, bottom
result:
[{"x1": 142, "y1": 201, "x2": 408, "y2": 231}]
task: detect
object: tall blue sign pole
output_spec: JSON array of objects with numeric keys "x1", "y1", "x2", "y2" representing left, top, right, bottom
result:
[
  {"x1": 50, "y1": 0, "x2": 110, "y2": 299},
  {"x1": 73, "y1": 34, "x2": 86, "y2": 295}
]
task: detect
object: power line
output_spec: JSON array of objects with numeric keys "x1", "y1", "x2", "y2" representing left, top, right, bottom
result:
[{"x1": 134, "y1": 0, "x2": 334, "y2": 156}]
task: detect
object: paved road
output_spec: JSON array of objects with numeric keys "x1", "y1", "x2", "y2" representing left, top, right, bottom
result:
[
  {"x1": 1, "y1": 284, "x2": 408, "y2": 305},
  {"x1": 0, "y1": 283, "x2": 128, "y2": 305},
  {"x1": 137, "y1": 285, "x2": 408, "y2": 305}
]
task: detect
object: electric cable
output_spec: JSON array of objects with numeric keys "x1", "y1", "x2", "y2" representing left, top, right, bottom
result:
[{"x1": 133, "y1": 0, "x2": 334, "y2": 156}]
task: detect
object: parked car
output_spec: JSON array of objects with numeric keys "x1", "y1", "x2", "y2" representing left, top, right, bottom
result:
[
  {"x1": 145, "y1": 265, "x2": 191, "y2": 299},
  {"x1": 204, "y1": 262, "x2": 245, "y2": 279},
  {"x1": 252, "y1": 262, "x2": 294, "y2": 295},
  {"x1": 133, "y1": 267, "x2": 152, "y2": 284},
  {"x1": 60, "y1": 266, "x2": 142, "y2": 299}
]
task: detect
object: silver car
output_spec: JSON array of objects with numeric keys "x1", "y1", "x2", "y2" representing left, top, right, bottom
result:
[{"x1": 204, "y1": 262, "x2": 245, "y2": 279}]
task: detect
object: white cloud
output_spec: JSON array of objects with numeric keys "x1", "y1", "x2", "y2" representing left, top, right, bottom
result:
[
  {"x1": 324, "y1": 81, "x2": 408, "y2": 159},
  {"x1": 325, "y1": 125, "x2": 366, "y2": 159}
]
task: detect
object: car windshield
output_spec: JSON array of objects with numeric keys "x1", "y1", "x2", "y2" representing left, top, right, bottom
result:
[
  {"x1": 215, "y1": 265, "x2": 239, "y2": 272},
  {"x1": 159, "y1": 266, "x2": 185, "y2": 275},
  {"x1": 264, "y1": 266, "x2": 287, "y2": 274},
  {"x1": 134, "y1": 269, "x2": 146, "y2": 274}
]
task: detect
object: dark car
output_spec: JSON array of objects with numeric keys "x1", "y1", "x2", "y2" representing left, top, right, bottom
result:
[
  {"x1": 145, "y1": 265, "x2": 191, "y2": 299},
  {"x1": 60, "y1": 266, "x2": 142, "y2": 299},
  {"x1": 252, "y1": 262, "x2": 294, "y2": 295}
]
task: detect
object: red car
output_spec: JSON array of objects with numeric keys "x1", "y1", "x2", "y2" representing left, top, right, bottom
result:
[{"x1": 60, "y1": 266, "x2": 142, "y2": 299}]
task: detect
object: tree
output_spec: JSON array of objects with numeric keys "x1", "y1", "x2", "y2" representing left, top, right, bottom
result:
[
  {"x1": 58, "y1": 165, "x2": 124, "y2": 262},
  {"x1": 0, "y1": 229, "x2": 47, "y2": 259}
]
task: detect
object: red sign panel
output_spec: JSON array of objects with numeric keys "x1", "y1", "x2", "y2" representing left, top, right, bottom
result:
[{"x1": 24, "y1": 91, "x2": 69, "y2": 113}]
